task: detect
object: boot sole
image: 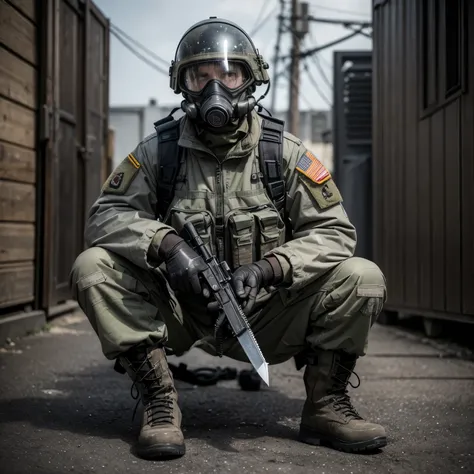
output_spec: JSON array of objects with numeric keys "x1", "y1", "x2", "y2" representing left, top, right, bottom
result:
[
  {"x1": 298, "y1": 426, "x2": 387, "y2": 453},
  {"x1": 136, "y1": 443, "x2": 186, "y2": 460}
]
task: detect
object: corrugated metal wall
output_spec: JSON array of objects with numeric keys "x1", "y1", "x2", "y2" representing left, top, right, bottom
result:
[{"x1": 372, "y1": 0, "x2": 474, "y2": 322}]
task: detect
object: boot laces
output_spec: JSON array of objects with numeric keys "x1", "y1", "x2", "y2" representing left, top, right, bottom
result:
[
  {"x1": 143, "y1": 398, "x2": 174, "y2": 426},
  {"x1": 129, "y1": 358, "x2": 174, "y2": 426},
  {"x1": 332, "y1": 390, "x2": 363, "y2": 420},
  {"x1": 330, "y1": 361, "x2": 362, "y2": 420}
]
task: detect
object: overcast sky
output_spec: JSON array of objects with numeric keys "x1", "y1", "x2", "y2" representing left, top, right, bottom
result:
[{"x1": 93, "y1": 0, "x2": 372, "y2": 112}]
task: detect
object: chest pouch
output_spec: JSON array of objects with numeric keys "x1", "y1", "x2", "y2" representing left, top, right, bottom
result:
[
  {"x1": 227, "y1": 211, "x2": 256, "y2": 269},
  {"x1": 253, "y1": 208, "x2": 285, "y2": 260},
  {"x1": 171, "y1": 209, "x2": 215, "y2": 255}
]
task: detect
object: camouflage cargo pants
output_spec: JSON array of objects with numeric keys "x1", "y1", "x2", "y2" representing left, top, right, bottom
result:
[{"x1": 70, "y1": 247, "x2": 386, "y2": 364}]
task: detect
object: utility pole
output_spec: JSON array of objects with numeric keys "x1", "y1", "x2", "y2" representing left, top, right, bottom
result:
[
  {"x1": 288, "y1": 0, "x2": 308, "y2": 136},
  {"x1": 271, "y1": 0, "x2": 285, "y2": 111}
]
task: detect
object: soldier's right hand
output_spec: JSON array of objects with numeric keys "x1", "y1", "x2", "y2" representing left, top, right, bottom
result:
[{"x1": 159, "y1": 233, "x2": 208, "y2": 295}]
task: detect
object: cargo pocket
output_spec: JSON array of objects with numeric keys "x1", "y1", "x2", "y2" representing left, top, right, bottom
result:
[
  {"x1": 254, "y1": 208, "x2": 285, "y2": 259},
  {"x1": 170, "y1": 209, "x2": 215, "y2": 254},
  {"x1": 112, "y1": 261, "x2": 150, "y2": 302},
  {"x1": 227, "y1": 211, "x2": 255, "y2": 268}
]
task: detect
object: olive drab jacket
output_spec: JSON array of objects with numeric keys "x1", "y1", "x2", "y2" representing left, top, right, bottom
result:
[{"x1": 85, "y1": 111, "x2": 357, "y2": 295}]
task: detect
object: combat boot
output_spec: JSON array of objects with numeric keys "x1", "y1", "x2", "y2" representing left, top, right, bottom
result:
[
  {"x1": 119, "y1": 344, "x2": 185, "y2": 459},
  {"x1": 299, "y1": 350, "x2": 387, "y2": 453}
]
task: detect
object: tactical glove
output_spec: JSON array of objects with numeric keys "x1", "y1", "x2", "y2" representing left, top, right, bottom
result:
[
  {"x1": 159, "y1": 233, "x2": 208, "y2": 295},
  {"x1": 231, "y1": 257, "x2": 283, "y2": 315}
]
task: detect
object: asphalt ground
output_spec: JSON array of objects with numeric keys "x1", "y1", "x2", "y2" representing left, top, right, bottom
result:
[{"x1": 0, "y1": 311, "x2": 473, "y2": 474}]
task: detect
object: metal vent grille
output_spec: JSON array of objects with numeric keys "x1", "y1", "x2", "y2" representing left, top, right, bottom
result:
[{"x1": 343, "y1": 64, "x2": 372, "y2": 144}]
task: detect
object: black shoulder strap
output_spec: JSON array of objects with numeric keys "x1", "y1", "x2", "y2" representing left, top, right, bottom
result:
[
  {"x1": 153, "y1": 113, "x2": 285, "y2": 219},
  {"x1": 258, "y1": 113, "x2": 286, "y2": 211},
  {"x1": 154, "y1": 115, "x2": 181, "y2": 220}
]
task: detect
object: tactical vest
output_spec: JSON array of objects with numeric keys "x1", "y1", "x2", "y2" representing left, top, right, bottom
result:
[{"x1": 153, "y1": 113, "x2": 286, "y2": 221}]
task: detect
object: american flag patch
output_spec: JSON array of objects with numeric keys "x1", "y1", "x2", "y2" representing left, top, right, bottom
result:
[{"x1": 296, "y1": 151, "x2": 331, "y2": 184}]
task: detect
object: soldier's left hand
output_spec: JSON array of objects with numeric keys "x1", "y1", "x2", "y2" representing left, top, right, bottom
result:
[{"x1": 231, "y1": 260, "x2": 276, "y2": 314}]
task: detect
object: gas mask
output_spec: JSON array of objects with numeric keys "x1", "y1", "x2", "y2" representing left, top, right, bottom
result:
[
  {"x1": 181, "y1": 79, "x2": 256, "y2": 129},
  {"x1": 169, "y1": 18, "x2": 270, "y2": 128}
]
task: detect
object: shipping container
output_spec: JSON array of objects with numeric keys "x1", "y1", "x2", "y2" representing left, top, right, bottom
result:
[
  {"x1": 0, "y1": 0, "x2": 110, "y2": 339},
  {"x1": 372, "y1": 0, "x2": 474, "y2": 329}
]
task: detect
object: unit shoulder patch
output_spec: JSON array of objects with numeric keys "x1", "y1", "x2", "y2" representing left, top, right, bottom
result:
[
  {"x1": 102, "y1": 154, "x2": 141, "y2": 195},
  {"x1": 299, "y1": 175, "x2": 342, "y2": 210},
  {"x1": 296, "y1": 150, "x2": 331, "y2": 184}
]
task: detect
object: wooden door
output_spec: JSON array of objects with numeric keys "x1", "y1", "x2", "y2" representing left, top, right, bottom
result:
[{"x1": 39, "y1": 0, "x2": 109, "y2": 311}]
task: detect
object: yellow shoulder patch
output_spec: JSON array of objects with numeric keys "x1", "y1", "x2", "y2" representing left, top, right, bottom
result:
[
  {"x1": 295, "y1": 150, "x2": 331, "y2": 184},
  {"x1": 102, "y1": 153, "x2": 141, "y2": 195},
  {"x1": 127, "y1": 153, "x2": 140, "y2": 169}
]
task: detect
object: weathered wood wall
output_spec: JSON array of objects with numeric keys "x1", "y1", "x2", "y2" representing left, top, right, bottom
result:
[
  {"x1": 0, "y1": 0, "x2": 38, "y2": 309},
  {"x1": 0, "y1": 0, "x2": 110, "y2": 339}
]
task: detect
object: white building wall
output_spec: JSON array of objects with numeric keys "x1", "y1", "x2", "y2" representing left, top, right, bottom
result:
[
  {"x1": 109, "y1": 102, "x2": 332, "y2": 171},
  {"x1": 109, "y1": 111, "x2": 142, "y2": 168},
  {"x1": 109, "y1": 102, "x2": 183, "y2": 167}
]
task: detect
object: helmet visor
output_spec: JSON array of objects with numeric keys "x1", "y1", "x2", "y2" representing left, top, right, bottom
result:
[
  {"x1": 176, "y1": 22, "x2": 256, "y2": 62},
  {"x1": 182, "y1": 60, "x2": 249, "y2": 93}
]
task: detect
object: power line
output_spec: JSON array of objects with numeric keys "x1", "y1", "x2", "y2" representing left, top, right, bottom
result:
[
  {"x1": 344, "y1": 23, "x2": 373, "y2": 38},
  {"x1": 281, "y1": 21, "x2": 329, "y2": 110},
  {"x1": 110, "y1": 28, "x2": 170, "y2": 77},
  {"x1": 283, "y1": 24, "x2": 331, "y2": 109},
  {"x1": 310, "y1": 53, "x2": 332, "y2": 89},
  {"x1": 307, "y1": 31, "x2": 332, "y2": 89},
  {"x1": 250, "y1": 6, "x2": 278, "y2": 37},
  {"x1": 281, "y1": 26, "x2": 367, "y2": 59},
  {"x1": 308, "y1": 2, "x2": 371, "y2": 19},
  {"x1": 284, "y1": 69, "x2": 314, "y2": 109},
  {"x1": 283, "y1": 22, "x2": 332, "y2": 91},
  {"x1": 271, "y1": 0, "x2": 287, "y2": 111},
  {"x1": 307, "y1": 16, "x2": 371, "y2": 27},
  {"x1": 110, "y1": 23, "x2": 170, "y2": 67},
  {"x1": 318, "y1": 52, "x2": 332, "y2": 69},
  {"x1": 251, "y1": 0, "x2": 273, "y2": 34},
  {"x1": 303, "y1": 60, "x2": 332, "y2": 108}
]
